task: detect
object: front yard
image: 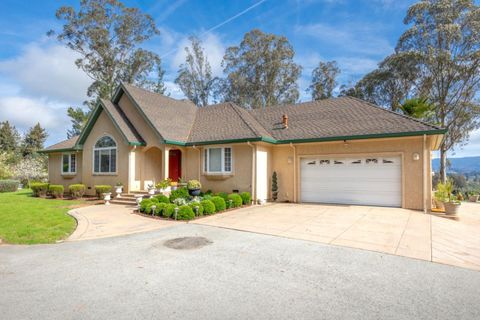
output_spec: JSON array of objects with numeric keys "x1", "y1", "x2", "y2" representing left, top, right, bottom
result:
[{"x1": 0, "y1": 190, "x2": 80, "y2": 244}]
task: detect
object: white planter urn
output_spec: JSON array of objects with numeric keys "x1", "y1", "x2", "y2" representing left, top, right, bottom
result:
[
  {"x1": 115, "y1": 186, "x2": 123, "y2": 198},
  {"x1": 103, "y1": 192, "x2": 112, "y2": 205}
]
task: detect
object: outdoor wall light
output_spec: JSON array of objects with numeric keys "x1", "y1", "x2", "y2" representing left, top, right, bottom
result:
[
  {"x1": 413, "y1": 153, "x2": 420, "y2": 161},
  {"x1": 287, "y1": 157, "x2": 293, "y2": 164}
]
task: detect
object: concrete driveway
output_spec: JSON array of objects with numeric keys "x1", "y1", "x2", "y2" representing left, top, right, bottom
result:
[
  {"x1": 1, "y1": 224, "x2": 479, "y2": 320},
  {"x1": 68, "y1": 204, "x2": 177, "y2": 241},
  {"x1": 193, "y1": 202, "x2": 480, "y2": 271}
]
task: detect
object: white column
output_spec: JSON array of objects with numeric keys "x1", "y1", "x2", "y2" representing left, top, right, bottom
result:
[{"x1": 163, "y1": 147, "x2": 170, "y2": 180}]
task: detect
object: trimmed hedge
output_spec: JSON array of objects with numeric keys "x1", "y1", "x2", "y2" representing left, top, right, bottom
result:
[
  {"x1": 94, "y1": 185, "x2": 112, "y2": 198},
  {"x1": 68, "y1": 184, "x2": 85, "y2": 199},
  {"x1": 155, "y1": 194, "x2": 170, "y2": 204},
  {"x1": 240, "y1": 192, "x2": 251, "y2": 205},
  {"x1": 211, "y1": 196, "x2": 226, "y2": 212},
  {"x1": 48, "y1": 185, "x2": 64, "y2": 198},
  {"x1": 216, "y1": 192, "x2": 228, "y2": 202},
  {"x1": 0, "y1": 180, "x2": 19, "y2": 193},
  {"x1": 201, "y1": 200, "x2": 215, "y2": 215},
  {"x1": 163, "y1": 204, "x2": 177, "y2": 218},
  {"x1": 227, "y1": 193, "x2": 243, "y2": 208},
  {"x1": 189, "y1": 202, "x2": 204, "y2": 216},
  {"x1": 169, "y1": 187, "x2": 189, "y2": 203},
  {"x1": 154, "y1": 203, "x2": 167, "y2": 216},
  {"x1": 177, "y1": 205, "x2": 195, "y2": 220},
  {"x1": 140, "y1": 199, "x2": 153, "y2": 213},
  {"x1": 30, "y1": 182, "x2": 49, "y2": 197}
]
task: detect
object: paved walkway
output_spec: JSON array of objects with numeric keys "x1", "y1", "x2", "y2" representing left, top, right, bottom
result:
[
  {"x1": 68, "y1": 204, "x2": 178, "y2": 241},
  {"x1": 193, "y1": 202, "x2": 480, "y2": 271}
]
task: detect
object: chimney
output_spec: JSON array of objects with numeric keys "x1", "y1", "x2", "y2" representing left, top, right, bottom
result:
[{"x1": 282, "y1": 114, "x2": 289, "y2": 129}]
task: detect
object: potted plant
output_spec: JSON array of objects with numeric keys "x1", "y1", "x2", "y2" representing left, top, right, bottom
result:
[
  {"x1": 156, "y1": 178, "x2": 171, "y2": 193},
  {"x1": 115, "y1": 182, "x2": 123, "y2": 198},
  {"x1": 437, "y1": 180, "x2": 461, "y2": 215},
  {"x1": 187, "y1": 179, "x2": 202, "y2": 196},
  {"x1": 170, "y1": 181, "x2": 178, "y2": 191},
  {"x1": 147, "y1": 184, "x2": 156, "y2": 197},
  {"x1": 468, "y1": 191, "x2": 479, "y2": 202},
  {"x1": 104, "y1": 192, "x2": 112, "y2": 205}
]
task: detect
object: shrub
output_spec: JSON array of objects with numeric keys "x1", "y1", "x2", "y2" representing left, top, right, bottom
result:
[
  {"x1": 187, "y1": 179, "x2": 201, "y2": 190},
  {"x1": 154, "y1": 194, "x2": 170, "y2": 204},
  {"x1": 154, "y1": 203, "x2": 167, "y2": 216},
  {"x1": 68, "y1": 184, "x2": 85, "y2": 199},
  {"x1": 30, "y1": 182, "x2": 49, "y2": 197},
  {"x1": 48, "y1": 185, "x2": 64, "y2": 198},
  {"x1": 140, "y1": 199, "x2": 153, "y2": 213},
  {"x1": 211, "y1": 196, "x2": 226, "y2": 212},
  {"x1": 240, "y1": 192, "x2": 251, "y2": 205},
  {"x1": 177, "y1": 205, "x2": 195, "y2": 220},
  {"x1": 0, "y1": 180, "x2": 19, "y2": 193},
  {"x1": 94, "y1": 185, "x2": 112, "y2": 198},
  {"x1": 216, "y1": 192, "x2": 228, "y2": 202},
  {"x1": 202, "y1": 194, "x2": 212, "y2": 201},
  {"x1": 163, "y1": 204, "x2": 177, "y2": 218},
  {"x1": 170, "y1": 187, "x2": 189, "y2": 203},
  {"x1": 201, "y1": 200, "x2": 215, "y2": 215},
  {"x1": 173, "y1": 197, "x2": 187, "y2": 206},
  {"x1": 227, "y1": 193, "x2": 243, "y2": 208},
  {"x1": 189, "y1": 202, "x2": 204, "y2": 216}
]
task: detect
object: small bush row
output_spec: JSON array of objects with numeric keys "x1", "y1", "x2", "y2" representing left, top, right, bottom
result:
[
  {"x1": 0, "y1": 180, "x2": 19, "y2": 193},
  {"x1": 138, "y1": 191, "x2": 251, "y2": 221}
]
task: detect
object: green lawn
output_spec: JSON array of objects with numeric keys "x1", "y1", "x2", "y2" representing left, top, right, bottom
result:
[{"x1": 0, "y1": 189, "x2": 80, "y2": 244}]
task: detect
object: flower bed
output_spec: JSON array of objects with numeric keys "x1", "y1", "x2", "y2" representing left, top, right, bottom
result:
[{"x1": 134, "y1": 188, "x2": 252, "y2": 221}]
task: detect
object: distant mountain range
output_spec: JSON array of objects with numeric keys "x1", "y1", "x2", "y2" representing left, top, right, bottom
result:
[{"x1": 432, "y1": 156, "x2": 480, "y2": 173}]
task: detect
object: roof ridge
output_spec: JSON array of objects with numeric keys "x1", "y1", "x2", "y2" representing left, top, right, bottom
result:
[
  {"x1": 122, "y1": 82, "x2": 196, "y2": 107},
  {"x1": 345, "y1": 96, "x2": 442, "y2": 130},
  {"x1": 229, "y1": 102, "x2": 264, "y2": 138}
]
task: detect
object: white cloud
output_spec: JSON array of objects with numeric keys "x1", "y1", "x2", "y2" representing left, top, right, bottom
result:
[
  {"x1": 0, "y1": 96, "x2": 71, "y2": 144},
  {"x1": 172, "y1": 33, "x2": 225, "y2": 77},
  {"x1": 164, "y1": 81, "x2": 185, "y2": 100},
  {"x1": 0, "y1": 41, "x2": 91, "y2": 103},
  {"x1": 450, "y1": 129, "x2": 480, "y2": 158},
  {"x1": 294, "y1": 22, "x2": 393, "y2": 56}
]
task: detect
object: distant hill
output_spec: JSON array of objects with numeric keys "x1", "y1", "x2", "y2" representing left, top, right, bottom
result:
[{"x1": 432, "y1": 156, "x2": 480, "y2": 173}]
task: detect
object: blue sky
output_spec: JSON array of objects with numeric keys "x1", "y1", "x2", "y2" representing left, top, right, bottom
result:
[{"x1": 0, "y1": 0, "x2": 479, "y2": 157}]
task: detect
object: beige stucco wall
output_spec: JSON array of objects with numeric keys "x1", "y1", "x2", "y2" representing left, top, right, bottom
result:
[
  {"x1": 81, "y1": 110, "x2": 130, "y2": 195},
  {"x1": 271, "y1": 136, "x2": 432, "y2": 210},
  {"x1": 183, "y1": 144, "x2": 253, "y2": 194},
  {"x1": 47, "y1": 151, "x2": 83, "y2": 190}
]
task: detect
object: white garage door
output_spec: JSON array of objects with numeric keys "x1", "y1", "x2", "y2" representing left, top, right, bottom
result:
[{"x1": 300, "y1": 156, "x2": 402, "y2": 207}]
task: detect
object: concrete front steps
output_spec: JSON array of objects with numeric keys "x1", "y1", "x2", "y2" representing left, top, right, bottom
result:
[{"x1": 110, "y1": 191, "x2": 149, "y2": 206}]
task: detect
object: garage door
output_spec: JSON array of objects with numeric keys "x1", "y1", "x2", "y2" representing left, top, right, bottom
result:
[{"x1": 300, "y1": 156, "x2": 402, "y2": 207}]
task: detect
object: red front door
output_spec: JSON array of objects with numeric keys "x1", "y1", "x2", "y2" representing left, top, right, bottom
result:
[{"x1": 168, "y1": 149, "x2": 182, "y2": 182}]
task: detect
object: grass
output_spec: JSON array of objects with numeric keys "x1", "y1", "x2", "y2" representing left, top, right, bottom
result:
[{"x1": 0, "y1": 189, "x2": 80, "y2": 244}]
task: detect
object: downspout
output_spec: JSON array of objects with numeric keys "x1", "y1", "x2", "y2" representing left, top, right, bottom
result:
[
  {"x1": 423, "y1": 134, "x2": 427, "y2": 213},
  {"x1": 247, "y1": 142, "x2": 256, "y2": 204},
  {"x1": 290, "y1": 143, "x2": 297, "y2": 203},
  {"x1": 192, "y1": 145, "x2": 201, "y2": 181}
]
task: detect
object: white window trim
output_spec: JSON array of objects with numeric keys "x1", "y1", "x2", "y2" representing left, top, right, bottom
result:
[
  {"x1": 61, "y1": 153, "x2": 77, "y2": 175},
  {"x1": 92, "y1": 135, "x2": 118, "y2": 175},
  {"x1": 203, "y1": 146, "x2": 233, "y2": 175}
]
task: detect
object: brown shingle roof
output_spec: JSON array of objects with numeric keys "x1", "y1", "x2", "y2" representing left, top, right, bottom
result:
[
  {"x1": 248, "y1": 96, "x2": 442, "y2": 142},
  {"x1": 187, "y1": 102, "x2": 274, "y2": 143},
  {"x1": 42, "y1": 135, "x2": 79, "y2": 152},
  {"x1": 101, "y1": 99, "x2": 144, "y2": 145},
  {"x1": 121, "y1": 83, "x2": 197, "y2": 142},
  {"x1": 45, "y1": 84, "x2": 445, "y2": 150}
]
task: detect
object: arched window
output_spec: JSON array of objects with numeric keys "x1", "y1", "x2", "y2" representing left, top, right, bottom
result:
[{"x1": 93, "y1": 136, "x2": 117, "y2": 174}]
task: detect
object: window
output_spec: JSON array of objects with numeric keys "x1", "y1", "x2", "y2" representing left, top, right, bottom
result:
[
  {"x1": 366, "y1": 158, "x2": 378, "y2": 164},
  {"x1": 93, "y1": 136, "x2": 117, "y2": 174},
  {"x1": 62, "y1": 153, "x2": 76, "y2": 174},
  {"x1": 319, "y1": 160, "x2": 330, "y2": 165},
  {"x1": 204, "y1": 147, "x2": 232, "y2": 174}
]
